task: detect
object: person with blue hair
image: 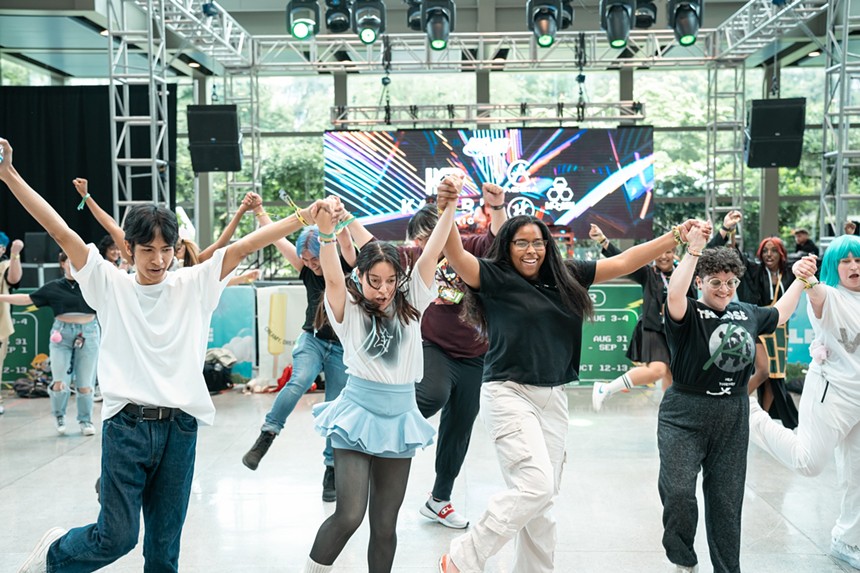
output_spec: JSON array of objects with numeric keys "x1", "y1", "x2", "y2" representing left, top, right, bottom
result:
[
  {"x1": 242, "y1": 207, "x2": 357, "y2": 504},
  {"x1": 0, "y1": 230, "x2": 24, "y2": 415},
  {"x1": 749, "y1": 233, "x2": 860, "y2": 570}
]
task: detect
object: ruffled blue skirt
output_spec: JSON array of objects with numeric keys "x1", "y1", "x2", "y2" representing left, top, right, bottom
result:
[{"x1": 313, "y1": 375, "x2": 435, "y2": 458}]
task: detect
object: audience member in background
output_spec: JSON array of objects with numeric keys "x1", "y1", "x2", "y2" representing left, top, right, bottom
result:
[
  {"x1": 660, "y1": 226, "x2": 808, "y2": 573},
  {"x1": 708, "y1": 211, "x2": 799, "y2": 429},
  {"x1": 749, "y1": 234, "x2": 860, "y2": 571},
  {"x1": 793, "y1": 228, "x2": 820, "y2": 258},
  {"x1": 590, "y1": 223, "x2": 697, "y2": 410},
  {"x1": 0, "y1": 251, "x2": 99, "y2": 435},
  {"x1": 342, "y1": 182, "x2": 508, "y2": 528},
  {"x1": 98, "y1": 234, "x2": 128, "y2": 271},
  {"x1": 242, "y1": 200, "x2": 356, "y2": 504},
  {"x1": 5, "y1": 137, "x2": 327, "y2": 573},
  {"x1": 0, "y1": 232, "x2": 23, "y2": 415},
  {"x1": 846, "y1": 220, "x2": 860, "y2": 237}
]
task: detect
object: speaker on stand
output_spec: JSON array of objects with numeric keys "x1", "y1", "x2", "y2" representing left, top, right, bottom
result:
[
  {"x1": 187, "y1": 104, "x2": 243, "y2": 173},
  {"x1": 744, "y1": 98, "x2": 806, "y2": 168}
]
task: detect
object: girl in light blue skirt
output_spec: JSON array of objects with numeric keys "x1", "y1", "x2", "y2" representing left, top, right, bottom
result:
[{"x1": 304, "y1": 186, "x2": 459, "y2": 573}]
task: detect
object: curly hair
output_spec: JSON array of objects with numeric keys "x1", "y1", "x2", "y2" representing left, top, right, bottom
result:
[
  {"x1": 314, "y1": 241, "x2": 421, "y2": 331},
  {"x1": 696, "y1": 247, "x2": 746, "y2": 279},
  {"x1": 460, "y1": 215, "x2": 594, "y2": 338}
]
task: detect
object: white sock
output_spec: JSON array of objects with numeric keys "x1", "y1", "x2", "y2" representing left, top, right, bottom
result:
[
  {"x1": 603, "y1": 373, "x2": 633, "y2": 395},
  {"x1": 304, "y1": 558, "x2": 333, "y2": 573}
]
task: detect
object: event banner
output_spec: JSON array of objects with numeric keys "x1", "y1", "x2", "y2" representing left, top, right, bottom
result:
[{"x1": 255, "y1": 285, "x2": 308, "y2": 383}]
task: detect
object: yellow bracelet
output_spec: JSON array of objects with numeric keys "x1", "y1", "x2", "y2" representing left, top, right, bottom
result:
[
  {"x1": 295, "y1": 209, "x2": 310, "y2": 226},
  {"x1": 11, "y1": 254, "x2": 20, "y2": 260},
  {"x1": 254, "y1": 210, "x2": 268, "y2": 219},
  {"x1": 798, "y1": 277, "x2": 818, "y2": 289},
  {"x1": 672, "y1": 226, "x2": 685, "y2": 246}
]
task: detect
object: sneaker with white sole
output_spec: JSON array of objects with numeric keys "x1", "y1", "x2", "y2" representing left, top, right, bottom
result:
[
  {"x1": 592, "y1": 382, "x2": 610, "y2": 412},
  {"x1": 420, "y1": 496, "x2": 469, "y2": 529},
  {"x1": 831, "y1": 537, "x2": 860, "y2": 569},
  {"x1": 672, "y1": 565, "x2": 698, "y2": 573},
  {"x1": 55, "y1": 416, "x2": 66, "y2": 435},
  {"x1": 93, "y1": 383, "x2": 103, "y2": 403},
  {"x1": 18, "y1": 527, "x2": 66, "y2": 573},
  {"x1": 80, "y1": 422, "x2": 95, "y2": 436}
]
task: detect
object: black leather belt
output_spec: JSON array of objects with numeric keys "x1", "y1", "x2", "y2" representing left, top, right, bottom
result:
[{"x1": 122, "y1": 403, "x2": 184, "y2": 421}]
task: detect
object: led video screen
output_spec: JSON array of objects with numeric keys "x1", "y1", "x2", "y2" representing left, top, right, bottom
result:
[{"x1": 323, "y1": 127, "x2": 654, "y2": 241}]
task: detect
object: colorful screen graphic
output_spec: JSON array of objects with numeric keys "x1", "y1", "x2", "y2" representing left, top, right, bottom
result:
[{"x1": 323, "y1": 127, "x2": 654, "y2": 241}]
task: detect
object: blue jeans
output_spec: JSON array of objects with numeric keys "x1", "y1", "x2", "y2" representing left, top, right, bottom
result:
[
  {"x1": 262, "y1": 331, "x2": 348, "y2": 467},
  {"x1": 48, "y1": 319, "x2": 100, "y2": 424},
  {"x1": 47, "y1": 408, "x2": 199, "y2": 573}
]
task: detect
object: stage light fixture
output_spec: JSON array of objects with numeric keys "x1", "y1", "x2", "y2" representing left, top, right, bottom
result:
[
  {"x1": 527, "y1": 1, "x2": 562, "y2": 48},
  {"x1": 287, "y1": 0, "x2": 320, "y2": 40},
  {"x1": 325, "y1": 0, "x2": 351, "y2": 33},
  {"x1": 353, "y1": 0, "x2": 386, "y2": 45},
  {"x1": 406, "y1": 0, "x2": 422, "y2": 31},
  {"x1": 634, "y1": 0, "x2": 657, "y2": 28},
  {"x1": 202, "y1": 2, "x2": 219, "y2": 17},
  {"x1": 668, "y1": 0, "x2": 703, "y2": 46},
  {"x1": 560, "y1": 0, "x2": 574, "y2": 29},
  {"x1": 422, "y1": 1, "x2": 456, "y2": 51},
  {"x1": 600, "y1": 0, "x2": 635, "y2": 48}
]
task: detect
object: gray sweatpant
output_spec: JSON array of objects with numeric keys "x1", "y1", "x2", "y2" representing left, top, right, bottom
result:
[{"x1": 657, "y1": 387, "x2": 750, "y2": 573}]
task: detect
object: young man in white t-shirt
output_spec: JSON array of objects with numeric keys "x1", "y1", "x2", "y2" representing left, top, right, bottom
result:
[{"x1": 0, "y1": 138, "x2": 318, "y2": 573}]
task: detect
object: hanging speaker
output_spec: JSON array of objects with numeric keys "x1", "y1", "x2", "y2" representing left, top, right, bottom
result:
[
  {"x1": 744, "y1": 98, "x2": 806, "y2": 168},
  {"x1": 187, "y1": 104, "x2": 242, "y2": 172}
]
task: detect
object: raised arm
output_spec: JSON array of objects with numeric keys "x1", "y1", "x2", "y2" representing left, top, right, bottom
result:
[
  {"x1": 594, "y1": 219, "x2": 699, "y2": 284},
  {"x1": 251, "y1": 201, "x2": 301, "y2": 270},
  {"x1": 0, "y1": 141, "x2": 88, "y2": 270},
  {"x1": 666, "y1": 225, "x2": 707, "y2": 322},
  {"x1": 336, "y1": 224, "x2": 357, "y2": 267},
  {"x1": 415, "y1": 194, "x2": 457, "y2": 287},
  {"x1": 72, "y1": 178, "x2": 130, "y2": 262},
  {"x1": 221, "y1": 203, "x2": 319, "y2": 280},
  {"x1": 482, "y1": 183, "x2": 508, "y2": 236},
  {"x1": 0, "y1": 293, "x2": 33, "y2": 306},
  {"x1": 7, "y1": 239, "x2": 23, "y2": 284},
  {"x1": 707, "y1": 210, "x2": 742, "y2": 249},
  {"x1": 199, "y1": 191, "x2": 256, "y2": 263},
  {"x1": 439, "y1": 177, "x2": 481, "y2": 288},
  {"x1": 772, "y1": 255, "x2": 814, "y2": 325},
  {"x1": 316, "y1": 201, "x2": 346, "y2": 323},
  {"x1": 792, "y1": 254, "x2": 826, "y2": 319}
]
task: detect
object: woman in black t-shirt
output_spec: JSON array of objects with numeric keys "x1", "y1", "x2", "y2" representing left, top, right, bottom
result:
[
  {"x1": 436, "y1": 177, "x2": 702, "y2": 573},
  {"x1": 0, "y1": 251, "x2": 100, "y2": 436},
  {"x1": 660, "y1": 226, "x2": 811, "y2": 573}
]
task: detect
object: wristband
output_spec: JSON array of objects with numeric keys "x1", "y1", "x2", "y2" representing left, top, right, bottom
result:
[
  {"x1": 77, "y1": 193, "x2": 91, "y2": 210},
  {"x1": 490, "y1": 204, "x2": 506, "y2": 211},
  {"x1": 798, "y1": 277, "x2": 818, "y2": 289},
  {"x1": 721, "y1": 224, "x2": 735, "y2": 233},
  {"x1": 335, "y1": 215, "x2": 355, "y2": 234},
  {"x1": 295, "y1": 209, "x2": 310, "y2": 226},
  {"x1": 686, "y1": 246, "x2": 702, "y2": 257},
  {"x1": 11, "y1": 254, "x2": 20, "y2": 260},
  {"x1": 319, "y1": 237, "x2": 337, "y2": 246},
  {"x1": 672, "y1": 226, "x2": 685, "y2": 246},
  {"x1": 318, "y1": 231, "x2": 336, "y2": 241},
  {"x1": 254, "y1": 210, "x2": 268, "y2": 219}
]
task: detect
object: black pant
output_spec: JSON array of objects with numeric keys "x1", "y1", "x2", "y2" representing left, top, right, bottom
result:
[
  {"x1": 657, "y1": 387, "x2": 749, "y2": 573},
  {"x1": 415, "y1": 342, "x2": 484, "y2": 501}
]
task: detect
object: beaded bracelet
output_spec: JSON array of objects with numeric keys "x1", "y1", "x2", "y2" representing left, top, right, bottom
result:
[{"x1": 319, "y1": 237, "x2": 337, "y2": 246}]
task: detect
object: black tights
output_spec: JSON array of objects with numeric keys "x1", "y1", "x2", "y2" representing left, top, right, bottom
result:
[{"x1": 309, "y1": 448, "x2": 412, "y2": 573}]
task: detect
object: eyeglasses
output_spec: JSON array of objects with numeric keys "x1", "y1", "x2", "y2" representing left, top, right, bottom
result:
[
  {"x1": 512, "y1": 239, "x2": 548, "y2": 250},
  {"x1": 705, "y1": 277, "x2": 741, "y2": 289}
]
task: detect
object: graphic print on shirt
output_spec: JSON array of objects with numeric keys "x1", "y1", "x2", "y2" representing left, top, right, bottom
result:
[
  {"x1": 838, "y1": 328, "x2": 860, "y2": 354},
  {"x1": 703, "y1": 322, "x2": 756, "y2": 375},
  {"x1": 359, "y1": 314, "x2": 402, "y2": 364}
]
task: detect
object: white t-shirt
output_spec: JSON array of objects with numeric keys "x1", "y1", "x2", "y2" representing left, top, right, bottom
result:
[
  {"x1": 808, "y1": 284, "x2": 860, "y2": 392},
  {"x1": 72, "y1": 244, "x2": 230, "y2": 425},
  {"x1": 324, "y1": 270, "x2": 437, "y2": 385}
]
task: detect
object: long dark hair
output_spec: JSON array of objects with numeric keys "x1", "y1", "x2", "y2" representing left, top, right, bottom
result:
[
  {"x1": 460, "y1": 216, "x2": 594, "y2": 337},
  {"x1": 314, "y1": 241, "x2": 421, "y2": 330}
]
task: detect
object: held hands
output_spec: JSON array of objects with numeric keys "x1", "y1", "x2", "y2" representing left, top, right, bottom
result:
[
  {"x1": 722, "y1": 210, "x2": 742, "y2": 231},
  {"x1": 10, "y1": 239, "x2": 23, "y2": 256},
  {"x1": 588, "y1": 224, "x2": 606, "y2": 243},
  {"x1": 685, "y1": 225, "x2": 708, "y2": 251},
  {"x1": 436, "y1": 173, "x2": 464, "y2": 212},
  {"x1": 482, "y1": 182, "x2": 505, "y2": 207},
  {"x1": 676, "y1": 219, "x2": 708, "y2": 244},
  {"x1": 792, "y1": 254, "x2": 818, "y2": 280},
  {"x1": 240, "y1": 192, "x2": 262, "y2": 214},
  {"x1": 311, "y1": 198, "x2": 337, "y2": 235},
  {"x1": 72, "y1": 178, "x2": 89, "y2": 198}
]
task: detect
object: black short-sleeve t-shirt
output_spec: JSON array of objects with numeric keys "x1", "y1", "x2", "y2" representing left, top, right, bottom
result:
[
  {"x1": 665, "y1": 297, "x2": 778, "y2": 396},
  {"x1": 475, "y1": 258, "x2": 596, "y2": 386},
  {"x1": 29, "y1": 278, "x2": 96, "y2": 315}
]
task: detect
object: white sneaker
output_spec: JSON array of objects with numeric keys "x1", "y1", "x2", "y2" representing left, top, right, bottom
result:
[
  {"x1": 420, "y1": 496, "x2": 469, "y2": 529},
  {"x1": 18, "y1": 527, "x2": 66, "y2": 573},
  {"x1": 55, "y1": 417, "x2": 66, "y2": 435},
  {"x1": 80, "y1": 422, "x2": 95, "y2": 436},
  {"x1": 592, "y1": 382, "x2": 610, "y2": 412},
  {"x1": 93, "y1": 384, "x2": 103, "y2": 403},
  {"x1": 672, "y1": 565, "x2": 698, "y2": 573},
  {"x1": 831, "y1": 537, "x2": 860, "y2": 569}
]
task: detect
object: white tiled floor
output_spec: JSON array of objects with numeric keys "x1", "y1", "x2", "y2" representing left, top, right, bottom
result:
[{"x1": 0, "y1": 385, "x2": 853, "y2": 572}]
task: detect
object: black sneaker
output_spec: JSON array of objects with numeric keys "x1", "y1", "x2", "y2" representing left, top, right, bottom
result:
[
  {"x1": 242, "y1": 431, "x2": 276, "y2": 470},
  {"x1": 322, "y1": 466, "x2": 336, "y2": 502}
]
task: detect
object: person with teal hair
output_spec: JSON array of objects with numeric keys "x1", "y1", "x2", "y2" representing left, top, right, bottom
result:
[{"x1": 749, "y1": 233, "x2": 860, "y2": 570}]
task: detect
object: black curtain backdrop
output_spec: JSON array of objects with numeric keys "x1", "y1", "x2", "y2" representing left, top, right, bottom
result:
[{"x1": 0, "y1": 85, "x2": 177, "y2": 248}]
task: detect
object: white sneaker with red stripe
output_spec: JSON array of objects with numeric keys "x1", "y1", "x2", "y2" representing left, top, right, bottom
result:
[{"x1": 420, "y1": 496, "x2": 469, "y2": 529}]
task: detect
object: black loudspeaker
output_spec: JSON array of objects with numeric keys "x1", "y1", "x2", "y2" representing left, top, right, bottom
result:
[
  {"x1": 744, "y1": 98, "x2": 806, "y2": 168},
  {"x1": 24, "y1": 232, "x2": 61, "y2": 264},
  {"x1": 187, "y1": 104, "x2": 242, "y2": 172}
]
